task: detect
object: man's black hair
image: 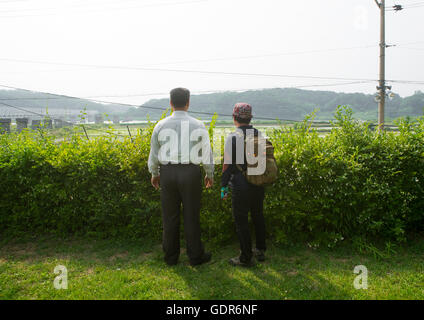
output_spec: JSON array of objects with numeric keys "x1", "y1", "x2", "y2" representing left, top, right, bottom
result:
[
  {"x1": 170, "y1": 87, "x2": 190, "y2": 109},
  {"x1": 234, "y1": 116, "x2": 252, "y2": 125}
]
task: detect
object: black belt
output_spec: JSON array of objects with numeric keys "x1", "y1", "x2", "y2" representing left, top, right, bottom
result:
[{"x1": 160, "y1": 163, "x2": 200, "y2": 167}]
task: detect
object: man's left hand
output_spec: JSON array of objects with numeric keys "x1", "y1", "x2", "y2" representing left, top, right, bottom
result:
[{"x1": 151, "y1": 176, "x2": 160, "y2": 190}]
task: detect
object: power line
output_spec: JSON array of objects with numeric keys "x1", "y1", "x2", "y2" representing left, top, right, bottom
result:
[
  {"x1": 0, "y1": 101, "x2": 51, "y2": 117},
  {"x1": 389, "y1": 79, "x2": 424, "y2": 84},
  {"x1": 401, "y1": 1, "x2": 424, "y2": 6},
  {"x1": 0, "y1": 83, "x2": 135, "y2": 106},
  {"x1": 0, "y1": 45, "x2": 381, "y2": 75},
  {"x1": 1, "y1": 52, "x2": 419, "y2": 83},
  {"x1": 0, "y1": 0, "x2": 209, "y2": 18},
  {"x1": 143, "y1": 45, "x2": 379, "y2": 67},
  {"x1": 0, "y1": 95, "x2": 302, "y2": 123},
  {"x1": 0, "y1": 57, "x2": 380, "y2": 81},
  {"x1": 132, "y1": 104, "x2": 304, "y2": 122},
  {"x1": 397, "y1": 41, "x2": 424, "y2": 45},
  {"x1": 1, "y1": 79, "x2": 422, "y2": 105},
  {"x1": 0, "y1": 41, "x2": 419, "y2": 72},
  {"x1": 1, "y1": 81, "x2": 421, "y2": 124},
  {"x1": 0, "y1": 0, "x2": 207, "y2": 12},
  {"x1": 0, "y1": 0, "x2": 169, "y2": 9},
  {"x1": 0, "y1": 83, "x2": 317, "y2": 122},
  {"x1": 0, "y1": 45, "x2": 380, "y2": 77},
  {"x1": 0, "y1": 81, "x2": 374, "y2": 102},
  {"x1": 386, "y1": 1, "x2": 424, "y2": 10},
  {"x1": 0, "y1": 0, "x2": 31, "y2": 3},
  {"x1": 0, "y1": 100, "x2": 129, "y2": 137},
  {"x1": 396, "y1": 47, "x2": 424, "y2": 52}
]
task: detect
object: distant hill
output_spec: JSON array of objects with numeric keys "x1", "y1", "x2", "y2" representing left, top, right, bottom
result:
[
  {"x1": 0, "y1": 89, "x2": 131, "y2": 120},
  {"x1": 125, "y1": 88, "x2": 424, "y2": 121},
  {"x1": 1, "y1": 87, "x2": 423, "y2": 122}
]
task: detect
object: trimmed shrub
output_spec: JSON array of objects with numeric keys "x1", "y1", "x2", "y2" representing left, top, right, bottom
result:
[
  {"x1": 0, "y1": 106, "x2": 423, "y2": 246},
  {"x1": 266, "y1": 107, "x2": 424, "y2": 246}
]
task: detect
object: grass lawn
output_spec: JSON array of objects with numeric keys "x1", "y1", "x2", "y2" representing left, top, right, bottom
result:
[{"x1": 0, "y1": 238, "x2": 423, "y2": 300}]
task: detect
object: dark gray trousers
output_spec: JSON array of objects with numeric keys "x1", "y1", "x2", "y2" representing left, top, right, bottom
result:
[{"x1": 160, "y1": 164, "x2": 205, "y2": 265}]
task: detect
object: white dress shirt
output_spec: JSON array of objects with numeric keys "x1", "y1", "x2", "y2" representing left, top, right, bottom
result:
[{"x1": 148, "y1": 110, "x2": 214, "y2": 178}]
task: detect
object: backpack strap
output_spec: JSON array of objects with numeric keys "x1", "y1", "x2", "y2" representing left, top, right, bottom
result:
[
  {"x1": 234, "y1": 130, "x2": 246, "y2": 174},
  {"x1": 233, "y1": 127, "x2": 258, "y2": 175},
  {"x1": 235, "y1": 163, "x2": 245, "y2": 173}
]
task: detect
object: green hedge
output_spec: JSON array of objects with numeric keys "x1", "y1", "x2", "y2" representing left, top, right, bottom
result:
[{"x1": 1, "y1": 107, "x2": 423, "y2": 246}]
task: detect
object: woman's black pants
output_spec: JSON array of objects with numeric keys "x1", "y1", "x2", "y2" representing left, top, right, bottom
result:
[{"x1": 231, "y1": 172, "x2": 266, "y2": 263}]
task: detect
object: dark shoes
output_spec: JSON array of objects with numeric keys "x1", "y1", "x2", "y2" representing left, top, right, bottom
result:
[
  {"x1": 229, "y1": 256, "x2": 256, "y2": 267},
  {"x1": 229, "y1": 248, "x2": 265, "y2": 267},
  {"x1": 253, "y1": 248, "x2": 266, "y2": 262},
  {"x1": 167, "y1": 250, "x2": 264, "y2": 267},
  {"x1": 190, "y1": 252, "x2": 212, "y2": 266},
  {"x1": 165, "y1": 252, "x2": 212, "y2": 266}
]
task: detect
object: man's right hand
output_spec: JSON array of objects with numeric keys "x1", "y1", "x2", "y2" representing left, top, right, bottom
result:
[
  {"x1": 204, "y1": 176, "x2": 214, "y2": 189},
  {"x1": 151, "y1": 176, "x2": 160, "y2": 190}
]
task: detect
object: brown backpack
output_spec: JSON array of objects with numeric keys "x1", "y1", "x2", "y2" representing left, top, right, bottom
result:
[{"x1": 236, "y1": 133, "x2": 279, "y2": 186}]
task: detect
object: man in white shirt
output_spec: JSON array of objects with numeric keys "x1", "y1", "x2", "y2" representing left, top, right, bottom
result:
[{"x1": 148, "y1": 87, "x2": 214, "y2": 266}]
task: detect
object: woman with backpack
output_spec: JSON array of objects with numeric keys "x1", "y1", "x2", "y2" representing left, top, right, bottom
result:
[{"x1": 221, "y1": 102, "x2": 277, "y2": 267}]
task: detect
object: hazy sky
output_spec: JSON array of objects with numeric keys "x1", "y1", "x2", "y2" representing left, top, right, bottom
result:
[{"x1": 0, "y1": 0, "x2": 423, "y2": 107}]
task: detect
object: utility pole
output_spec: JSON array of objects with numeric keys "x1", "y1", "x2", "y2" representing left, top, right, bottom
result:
[
  {"x1": 378, "y1": 0, "x2": 386, "y2": 130},
  {"x1": 375, "y1": 0, "x2": 386, "y2": 130},
  {"x1": 373, "y1": 1, "x2": 402, "y2": 130}
]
